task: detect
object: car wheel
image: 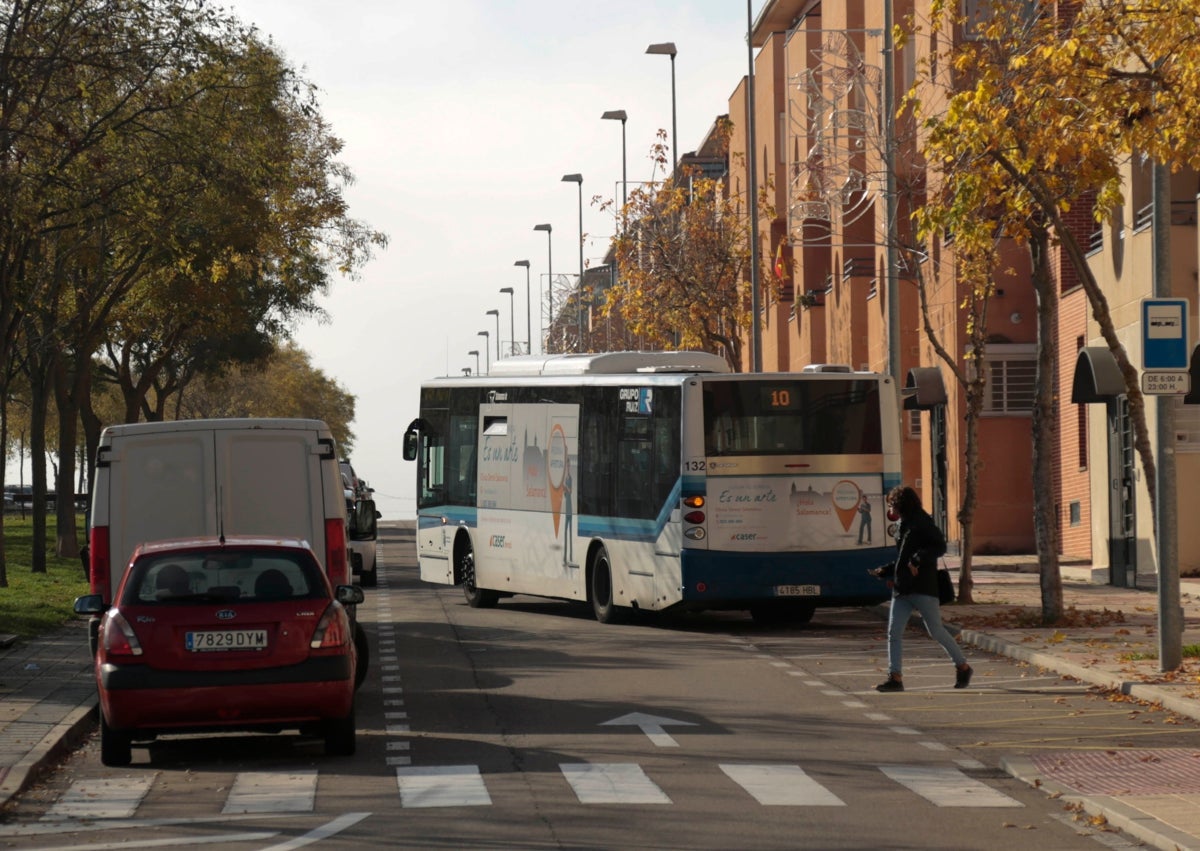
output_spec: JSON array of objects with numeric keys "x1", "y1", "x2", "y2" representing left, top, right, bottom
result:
[
  {"x1": 590, "y1": 547, "x2": 625, "y2": 624},
  {"x1": 99, "y1": 713, "x2": 132, "y2": 767},
  {"x1": 353, "y1": 622, "x2": 369, "y2": 690},
  {"x1": 360, "y1": 566, "x2": 377, "y2": 588},
  {"x1": 460, "y1": 539, "x2": 499, "y2": 608},
  {"x1": 324, "y1": 702, "x2": 356, "y2": 757}
]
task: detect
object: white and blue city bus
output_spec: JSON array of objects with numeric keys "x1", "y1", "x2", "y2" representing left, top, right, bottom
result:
[{"x1": 402, "y1": 351, "x2": 901, "y2": 625}]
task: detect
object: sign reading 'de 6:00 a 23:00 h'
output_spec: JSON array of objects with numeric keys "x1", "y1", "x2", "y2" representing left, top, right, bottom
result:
[{"x1": 1141, "y1": 297, "x2": 1191, "y2": 395}]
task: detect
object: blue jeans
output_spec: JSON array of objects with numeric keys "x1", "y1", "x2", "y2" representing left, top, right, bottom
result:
[{"x1": 886, "y1": 592, "x2": 966, "y2": 675}]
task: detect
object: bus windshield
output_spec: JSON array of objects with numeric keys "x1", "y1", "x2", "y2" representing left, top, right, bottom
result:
[{"x1": 703, "y1": 378, "x2": 882, "y2": 456}]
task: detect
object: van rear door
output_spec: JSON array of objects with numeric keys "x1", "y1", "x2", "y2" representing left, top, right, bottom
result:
[
  {"x1": 104, "y1": 431, "x2": 216, "y2": 597},
  {"x1": 215, "y1": 428, "x2": 327, "y2": 554}
]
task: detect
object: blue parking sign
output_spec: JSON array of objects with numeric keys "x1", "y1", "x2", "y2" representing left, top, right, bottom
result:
[{"x1": 1142, "y1": 298, "x2": 1189, "y2": 370}]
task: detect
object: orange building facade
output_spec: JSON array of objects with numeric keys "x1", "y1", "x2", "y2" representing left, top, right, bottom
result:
[
  {"x1": 705, "y1": 1, "x2": 1200, "y2": 578},
  {"x1": 717, "y1": 0, "x2": 1200, "y2": 577}
]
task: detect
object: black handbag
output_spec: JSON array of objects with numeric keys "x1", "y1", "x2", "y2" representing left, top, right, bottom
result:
[{"x1": 937, "y1": 566, "x2": 955, "y2": 605}]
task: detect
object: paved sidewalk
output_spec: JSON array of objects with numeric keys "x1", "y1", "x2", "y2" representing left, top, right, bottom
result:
[
  {"x1": 0, "y1": 618, "x2": 96, "y2": 807},
  {"x1": 2, "y1": 558, "x2": 1200, "y2": 851},
  {"x1": 944, "y1": 556, "x2": 1200, "y2": 851}
]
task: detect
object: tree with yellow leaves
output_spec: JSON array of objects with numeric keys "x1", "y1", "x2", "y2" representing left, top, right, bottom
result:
[
  {"x1": 910, "y1": 0, "x2": 1200, "y2": 622},
  {"x1": 605, "y1": 122, "x2": 774, "y2": 372}
]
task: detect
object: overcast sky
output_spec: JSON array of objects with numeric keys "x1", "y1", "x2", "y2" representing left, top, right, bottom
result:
[{"x1": 217, "y1": 1, "x2": 765, "y2": 519}]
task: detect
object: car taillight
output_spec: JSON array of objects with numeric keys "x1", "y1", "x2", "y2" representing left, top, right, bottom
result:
[
  {"x1": 102, "y1": 611, "x2": 142, "y2": 657},
  {"x1": 311, "y1": 601, "x2": 352, "y2": 649},
  {"x1": 324, "y1": 518, "x2": 349, "y2": 586},
  {"x1": 89, "y1": 525, "x2": 111, "y2": 602}
]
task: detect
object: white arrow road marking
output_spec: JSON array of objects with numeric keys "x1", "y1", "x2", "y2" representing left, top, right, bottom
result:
[
  {"x1": 258, "y1": 812, "x2": 371, "y2": 851},
  {"x1": 599, "y1": 712, "x2": 697, "y2": 747}
]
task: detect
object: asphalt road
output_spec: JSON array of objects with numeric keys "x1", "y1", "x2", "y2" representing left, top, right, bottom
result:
[{"x1": 3, "y1": 523, "x2": 1196, "y2": 849}]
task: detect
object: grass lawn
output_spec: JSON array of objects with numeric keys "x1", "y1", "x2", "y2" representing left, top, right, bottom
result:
[{"x1": 0, "y1": 514, "x2": 89, "y2": 638}]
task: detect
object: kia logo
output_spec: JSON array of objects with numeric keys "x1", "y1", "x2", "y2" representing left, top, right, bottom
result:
[{"x1": 215, "y1": 609, "x2": 237, "y2": 621}]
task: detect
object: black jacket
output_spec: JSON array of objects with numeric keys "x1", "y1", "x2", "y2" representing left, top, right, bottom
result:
[{"x1": 879, "y1": 508, "x2": 946, "y2": 597}]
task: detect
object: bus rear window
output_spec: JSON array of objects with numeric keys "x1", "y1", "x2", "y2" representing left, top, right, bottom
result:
[{"x1": 703, "y1": 379, "x2": 882, "y2": 455}]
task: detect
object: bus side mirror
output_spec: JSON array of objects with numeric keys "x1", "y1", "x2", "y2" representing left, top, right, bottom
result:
[{"x1": 403, "y1": 420, "x2": 420, "y2": 462}]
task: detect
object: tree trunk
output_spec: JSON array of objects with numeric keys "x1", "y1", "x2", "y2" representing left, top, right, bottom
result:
[
  {"x1": 1030, "y1": 227, "x2": 1063, "y2": 622},
  {"x1": 956, "y1": 398, "x2": 982, "y2": 604},
  {"x1": 52, "y1": 356, "x2": 80, "y2": 559},
  {"x1": 27, "y1": 354, "x2": 52, "y2": 574}
]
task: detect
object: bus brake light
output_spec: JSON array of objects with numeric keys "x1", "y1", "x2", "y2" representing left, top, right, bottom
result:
[{"x1": 684, "y1": 510, "x2": 705, "y2": 524}]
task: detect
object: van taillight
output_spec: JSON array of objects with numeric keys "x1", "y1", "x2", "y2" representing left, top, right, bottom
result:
[
  {"x1": 324, "y1": 518, "x2": 349, "y2": 586},
  {"x1": 89, "y1": 526, "x2": 110, "y2": 602},
  {"x1": 103, "y1": 611, "x2": 143, "y2": 657}
]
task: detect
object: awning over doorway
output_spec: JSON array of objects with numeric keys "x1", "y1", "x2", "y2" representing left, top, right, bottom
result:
[
  {"x1": 1071, "y1": 346, "x2": 1124, "y2": 403},
  {"x1": 903, "y1": 367, "x2": 947, "y2": 410}
]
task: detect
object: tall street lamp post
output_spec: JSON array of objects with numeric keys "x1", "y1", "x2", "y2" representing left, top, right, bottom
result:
[
  {"x1": 601, "y1": 110, "x2": 628, "y2": 212},
  {"x1": 561, "y1": 174, "x2": 584, "y2": 351},
  {"x1": 514, "y1": 260, "x2": 531, "y2": 355},
  {"x1": 499, "y1": 287, "x2": 515, "y2": 356},
  {"x1": 477, "y1": 331, "x2": 489, "y2": 374},
  {"x1": 645, "y1": 42, "x2": 677, "y2": 173},
  {"x1": 468, "y1": 349, "x2": 479, "y2": 376},
  {"x1": 533, "y1": 224, "x2": 553, "y2": 352},
  {"x1": 485, "y1": 309, "x2": 500, "y2": 360}
]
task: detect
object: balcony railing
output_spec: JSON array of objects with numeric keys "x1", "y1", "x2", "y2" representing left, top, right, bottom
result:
[{"x1": 842, "y1": 256, "x2": 874, "y2": 279}]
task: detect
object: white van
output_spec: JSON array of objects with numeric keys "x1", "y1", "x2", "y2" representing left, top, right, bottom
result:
[{"x1": 86, "y1": 418, "x2": 368, "y2": 682}]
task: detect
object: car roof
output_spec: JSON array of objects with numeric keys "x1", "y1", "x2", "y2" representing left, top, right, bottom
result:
[{"x1": 131, "y1": 535, "x2": 316, "y2": 556}]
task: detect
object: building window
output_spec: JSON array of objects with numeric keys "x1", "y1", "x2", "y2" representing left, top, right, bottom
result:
[
  {"x1": 907, "y1": 409, "x2": 922, "y2": 439},
  {"x1": 1069, "y1": 501, "x2": 1081, "y2": 526},
  {"x1": 963, "y1": 0, "x2": 1040, "y2": 40},
  {"x1": 980, "y1": 344, "x2": 1036, "y2": 415}
]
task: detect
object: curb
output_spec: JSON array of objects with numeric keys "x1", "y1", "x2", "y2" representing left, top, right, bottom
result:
[
  {"x1": 959, "y1": 628, "x2": 1200, "y2": 851},
  {"x1": 1000, "y1": 755, "x2": 1200, "y2": 851},
  {"x1": 0, "y1": 701, "x2": 97, "y2": 810},
  {"x1": 959, "y1": 629, "x2": 1200, "y2": 724}
]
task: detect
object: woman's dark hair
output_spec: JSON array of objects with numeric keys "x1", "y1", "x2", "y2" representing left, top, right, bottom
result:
[{"x1": 887, "y1": 485, "x2": 922, "y2": 517}]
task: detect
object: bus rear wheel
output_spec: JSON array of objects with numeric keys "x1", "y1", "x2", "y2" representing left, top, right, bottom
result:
[
  {"x1": 459, "y1": 539, "x2": 499, "y2": 608},
  {"x1": 590, "y1": 548, "x2": 625, "y2": 624}
]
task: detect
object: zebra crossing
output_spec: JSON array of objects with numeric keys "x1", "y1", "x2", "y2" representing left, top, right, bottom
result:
[
  {"x1": 360, "y1": 564, "x2": 1024, "y2": 812},
  {"x1": 37, "y1": 760, "x2": 1022, "y2": 821},
  {"x1": 28, "y1": 559, "x2": 1023, "y2": 826}
]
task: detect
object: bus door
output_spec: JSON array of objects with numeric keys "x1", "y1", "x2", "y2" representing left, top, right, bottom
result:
[{"x1": 407, "y1": 406, "x2": 479, "y2": 585}]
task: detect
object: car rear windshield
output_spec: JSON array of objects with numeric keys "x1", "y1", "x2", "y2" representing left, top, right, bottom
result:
[{"x1": 122, "y1": 549, "x2": 327, "y2": 605}]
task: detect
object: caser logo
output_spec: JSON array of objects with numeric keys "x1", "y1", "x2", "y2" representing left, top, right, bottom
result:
[{"x1": 730, "y1": 532, "x2": 758, "y2": 541}]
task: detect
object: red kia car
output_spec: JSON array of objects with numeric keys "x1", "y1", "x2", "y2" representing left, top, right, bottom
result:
[{"x1": 74, "y1": 536, "x2": 363, "y2": 766}]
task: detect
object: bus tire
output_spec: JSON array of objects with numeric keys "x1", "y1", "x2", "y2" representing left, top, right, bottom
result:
[
  {"x1": 459, "y1": 539, "x2": 499, "y2": 608},
  {"x1": 590, "y1": 547, "x2": 624, "y2": 624}
]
